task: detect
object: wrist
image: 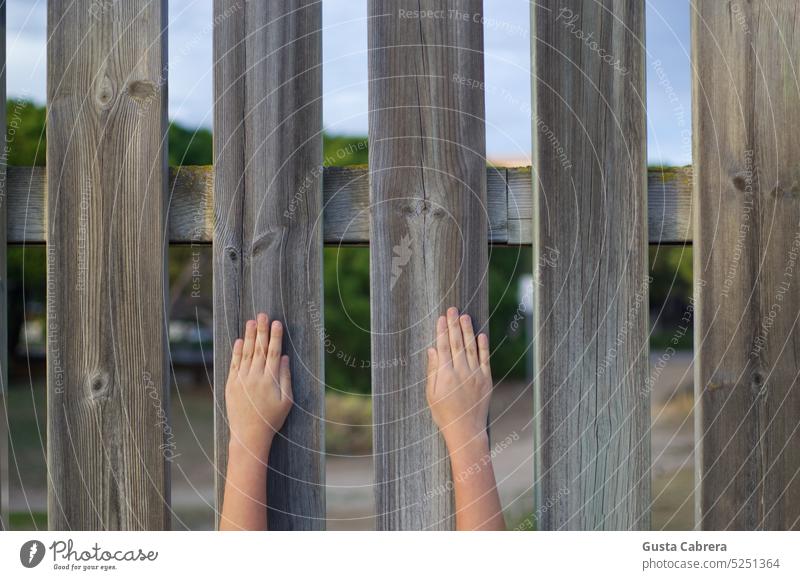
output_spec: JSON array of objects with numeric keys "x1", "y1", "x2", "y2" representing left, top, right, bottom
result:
[
  {"x1": 443, "y1": 428, "x2": 490, "y2": 461},
  {"x1": 228, "y1": 430, "x2": 273, "y2": 463}
]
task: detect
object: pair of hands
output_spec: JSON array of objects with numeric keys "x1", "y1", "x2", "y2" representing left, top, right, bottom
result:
[{"x1": 225, "y1": 307, "x2": 492, "y2": 454}]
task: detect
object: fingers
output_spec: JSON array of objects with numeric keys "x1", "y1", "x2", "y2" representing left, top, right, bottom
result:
[
  {"x1": 478, "y1": 333, "x2": 491, "y2": 378},
  {"x1": 240, "y1": 319, "x2": 257, "y2": 372},
  {"x1": 229, "y1": 338, "x2": 244, "y2": 374},
  {"x1": 435, "y1": 315, "x2": 452, "y2": 365},
  {"x1": 254, "y1": 312, "x2": 270, "y2": 367},
  {"x1": 460, "y1": 313, "x2": 479, "y2": 370},
  {"x1": 446, "y1": 307, "x2": 466, "y2": 368},
  {"x1": 425, "y1": 347, "x2": 438, "y2": 397},
  {"x1": 279, "y1": 355, "x2": 293, "y2": 403},
  {"x1": 267, "y1": 320, "x2": 283, "y2": 386}
]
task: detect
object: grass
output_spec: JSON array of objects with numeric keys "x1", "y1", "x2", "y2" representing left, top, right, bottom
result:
[{"x1": 11, "y1": 511, "x2": 47, "y2": 530}]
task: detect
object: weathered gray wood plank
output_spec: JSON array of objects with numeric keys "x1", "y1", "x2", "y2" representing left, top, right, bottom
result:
[
  {"x1": 693, "y1": 0, "x2": 800, "y2": 530},
  {"x1": 46, "y1": 0, "x2": 169, "y2": 529},
  {"x1": 369, "y1": 0, "x2": 488, "y2": 530},
  {"x1": 532, "y1": 0, "x2": 650, "y2": 530},
  {"x1": 211, "y1": 0, "x2": 245, "y2": 527},
  {"x1": 6, "y1": 165, "x2": 693, "y2": 245},
  {"x1": 213, "y1": 0, "x2": 325, "y2": 530},
  {"x1": 0, "y1": 0, "x2": 7, "y2": 532}
]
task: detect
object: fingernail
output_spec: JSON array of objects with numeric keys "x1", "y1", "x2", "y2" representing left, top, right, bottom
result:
[
  {"x1": 448, "y1": 307, "x2": 458, "y2": 318},
  {"x1": 273, "y1": 320, "x2": 282, "y2": 330}
]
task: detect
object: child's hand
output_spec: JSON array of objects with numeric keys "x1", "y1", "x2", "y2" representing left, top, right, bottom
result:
[
  {"x1": 225, "y1": 313, "x2": 293, "y2": 457},
  {"x1": 426, "y1": 307, "x2": 492, "y2": 446}
]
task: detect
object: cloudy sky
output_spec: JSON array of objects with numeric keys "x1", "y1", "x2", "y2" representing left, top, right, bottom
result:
[{"x1": 7, "y1": 0, "x2": 691, "y2": 165}]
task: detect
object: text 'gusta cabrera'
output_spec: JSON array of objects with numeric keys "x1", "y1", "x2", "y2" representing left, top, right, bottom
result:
[{"x1": 643, "y1": 542, "x2": 728, "y2": 552}]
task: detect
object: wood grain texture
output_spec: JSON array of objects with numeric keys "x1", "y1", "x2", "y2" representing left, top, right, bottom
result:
[
  {"x1": 212, "y1": 0, "x2": 244, "y2": 523},
  {"x1": 213, "y1": 0, "x2": 325, "y2": 530},
  {"x1": 368, "y1": 0, "x2": 488, "y2": 530},
  {"x1": 692, "y1": 0, "x2": 800, "y2": 530},
  {"x1": 46, "y1": 0, "x2": 169, "y2": 530},
  {"x1": 6, "y1": 165, "x2": 693, "y2": 245},
  {"x1": 532, "y1": 0, "x2": 650, "y2": 530},
  {"x1": 0, "y1": 0, "x2": 7, "y2": 532}
]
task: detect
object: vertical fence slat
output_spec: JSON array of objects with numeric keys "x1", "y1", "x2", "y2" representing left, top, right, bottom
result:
[
  {"x1": 46, "y1": 0, "x2": 169, "y2": 529},
  {"x1": 368, "y1": 1, "x2": 488, "y2": 530},
  {"x1": 212, "y1": 0, "x2": 245, "y2": 529},
  {"x1": 213, "y1": 0, "x2": 325, "y2": 530},
  {"x1": 693, "y1": 0, "x2": 800, "y2": 530},
  {"x1": 0, "y1": 0, "x2": 7, "y2": 532},
  {"x1": 532, "y1": 1, "x2": 649, "y2": 529}
]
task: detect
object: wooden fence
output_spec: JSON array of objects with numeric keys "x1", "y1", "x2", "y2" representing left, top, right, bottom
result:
[{"x1": 0, "y1": 0, "x2": 798, "y2": 530}]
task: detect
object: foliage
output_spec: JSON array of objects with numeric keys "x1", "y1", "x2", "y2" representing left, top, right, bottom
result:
[
  {"x1": 169, "y1": 122, "x2": 213, "y2": 166},
  {"x1": 4, "y1": 99, "x2": 693, "y2": 394},
  {"x1": 6, "y1": 99, "x2": 46, "y2": 166}
]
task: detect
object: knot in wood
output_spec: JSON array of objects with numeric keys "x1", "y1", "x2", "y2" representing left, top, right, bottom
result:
[
  {"x1": 85, "y1": 370, "x2": 111, "y2": 399},
  {"x1": 127, "y1": 80, "x2": 158, "y2": 104},
  {"x1": 95, "y1": 75, "x2": 115, "y2": 108}
]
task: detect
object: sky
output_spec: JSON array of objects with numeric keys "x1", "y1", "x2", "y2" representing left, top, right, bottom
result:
[{"x1": 6, "y1": 0, "x2": 692, "y2": 166}]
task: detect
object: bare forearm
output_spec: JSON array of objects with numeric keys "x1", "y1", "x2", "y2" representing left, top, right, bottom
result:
[
  {"x1": 219, "y1": 438, "x2": 271, "y2": 531},
  {"x1": 446, "y1": 431, "x2": 506, "y2": 531}
]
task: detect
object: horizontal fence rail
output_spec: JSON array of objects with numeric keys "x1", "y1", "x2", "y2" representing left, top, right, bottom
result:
[{"x1": 5, "y1": 166, "x2": 693, "y2": 246}]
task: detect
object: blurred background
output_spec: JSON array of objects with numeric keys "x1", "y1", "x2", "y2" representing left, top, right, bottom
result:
[{"x1": 5, "y1": 0, "x2": 694, "y2": 530}]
